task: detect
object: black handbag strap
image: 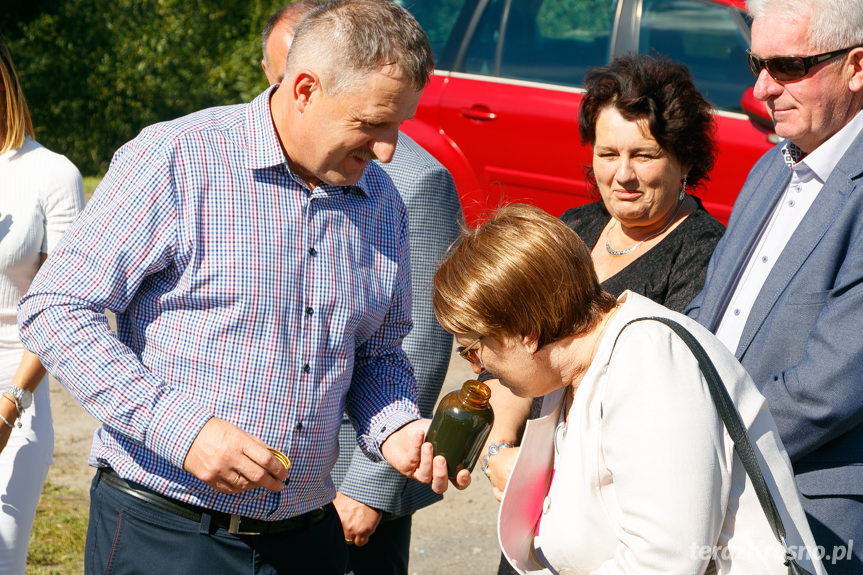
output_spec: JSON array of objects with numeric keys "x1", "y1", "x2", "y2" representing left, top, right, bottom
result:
[{"x1": 615, "y1": 316, "x2": 811, "y2": 573}]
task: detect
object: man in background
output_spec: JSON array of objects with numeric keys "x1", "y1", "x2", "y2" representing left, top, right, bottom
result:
[
  {"x1": 262, "y1": 1, "x2": 319, "y2": 85},
  {"x1": 261, "y1": 4, "x2": 462, "y2": 574},
  {"x1": 687, "y1": 0, "x2": 863, "y2": 572}
]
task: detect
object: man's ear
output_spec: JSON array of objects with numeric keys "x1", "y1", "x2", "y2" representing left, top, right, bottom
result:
[
  {"x1": 292, "y1": 70, "x2": 321, "y2": 113},
  {"x1": 848, "y1": 48, "x2": 863, "y2": 93}
]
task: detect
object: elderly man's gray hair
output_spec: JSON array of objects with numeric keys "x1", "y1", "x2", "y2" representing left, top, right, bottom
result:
[{"x1": 746, "y1": 0, "x2": 863, "y2": 52}]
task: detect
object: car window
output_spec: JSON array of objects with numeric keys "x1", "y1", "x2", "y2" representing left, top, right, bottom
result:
[
  {"x1": 639, "y1": 0, "x2": 753, "y2": 111},
  {"x1": 397, "y1": 0, "x2": 470, "y2": 65},
  {"x1": 463, "y1": 0, "x2": 617, "y2": 88}
]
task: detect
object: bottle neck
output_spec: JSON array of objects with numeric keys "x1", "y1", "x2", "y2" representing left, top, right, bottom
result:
[{"x1": 458, "y1": 380, "x2": 491, "y2": 409}]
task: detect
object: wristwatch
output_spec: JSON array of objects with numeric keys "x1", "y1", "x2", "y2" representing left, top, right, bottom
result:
[
  {"x1": 4, "y1": 385, "x2": 33, "y2": 411},
  {"x1": 480, "y1": 441, "x2": 515, "y2": 478}
]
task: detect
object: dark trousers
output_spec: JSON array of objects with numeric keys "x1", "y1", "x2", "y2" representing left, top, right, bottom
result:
[
  {"x1": 85, "y1": 471, "x2": 346, "y2": 575},
  {"x1": 345, "y1": 514, "x2": 412, "y2": 575},
  {"x1": 498, "y1": 551, "x2": 518, "y2": 575}
]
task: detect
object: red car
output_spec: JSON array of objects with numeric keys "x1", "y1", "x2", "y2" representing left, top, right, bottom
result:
[{"x1": 399, "y1": 0, "x2": 776, "y2": 224}]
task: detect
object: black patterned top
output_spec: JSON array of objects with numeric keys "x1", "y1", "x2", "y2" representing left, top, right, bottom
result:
[{"x1": 559, "y1": 197, "x2": 725, "y2": 313}]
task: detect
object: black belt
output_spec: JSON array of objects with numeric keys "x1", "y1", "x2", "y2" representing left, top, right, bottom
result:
[{"x1": 98, "y1": 467, "x2": 332, "y2": 536}]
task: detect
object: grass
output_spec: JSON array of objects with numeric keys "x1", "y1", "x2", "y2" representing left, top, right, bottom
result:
[
  {"x1": 82, "y1": 175, "x2": 102, "y2": 201},
  {"x1": 27, "y1": 482, "x2": 88, "y2": 575}
]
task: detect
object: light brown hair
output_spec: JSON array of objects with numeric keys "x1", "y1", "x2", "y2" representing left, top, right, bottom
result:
[
  {"x1": 433, "y1": 204, "x2": 617, "y2": 350},
  {"x1": 0, "y1": 38, "x2": 35, "y2": 153}
]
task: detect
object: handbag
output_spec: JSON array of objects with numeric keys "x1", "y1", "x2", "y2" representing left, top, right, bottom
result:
[{"x1": 619, "y1": 317, "x2": 814, "y2": 575}]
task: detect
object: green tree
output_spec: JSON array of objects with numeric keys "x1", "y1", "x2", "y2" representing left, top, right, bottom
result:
[{"x1": 4, "y1": 0, "x2": 284, "y2": 174}]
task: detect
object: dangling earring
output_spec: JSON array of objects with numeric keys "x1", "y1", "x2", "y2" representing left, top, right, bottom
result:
[{"x1": 679, "y1": 174, "x2": 688, "y2": 201}]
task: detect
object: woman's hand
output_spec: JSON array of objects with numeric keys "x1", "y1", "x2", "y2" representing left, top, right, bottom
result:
[
  {"x1": 0, "y1": 396, "x2": 17, "y2": 454},
  {"x1": 0, "y1": 349, "x2": 48, "y2": 455},
  {"x1": 486, "y1": 444, "x2": 520, "y2": 501},
  {"x1": 481, "y1": 378, "x2": 531, "y2": 498}
]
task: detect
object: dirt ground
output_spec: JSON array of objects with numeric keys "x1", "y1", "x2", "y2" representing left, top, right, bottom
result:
[{"x1": 45, "y1": 342, "x2": 503, "y2": 575}]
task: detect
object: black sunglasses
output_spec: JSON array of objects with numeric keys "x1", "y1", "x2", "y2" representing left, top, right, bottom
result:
[{"x1": 746, "y1": 45, "x2": 863, "y2": 82}]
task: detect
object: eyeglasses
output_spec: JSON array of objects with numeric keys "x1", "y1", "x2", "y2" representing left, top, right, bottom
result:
[
  {"x1": 457, "y1": 336, "x2": 483, "y2": 367},
  {"x1": 746, "y1": 45, "x2": 862, "y2": 82}
]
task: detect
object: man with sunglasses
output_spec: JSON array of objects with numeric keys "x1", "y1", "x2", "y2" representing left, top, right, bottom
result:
[{"x1": 687, "y1": 0, "x2": 863, "y2": 571}]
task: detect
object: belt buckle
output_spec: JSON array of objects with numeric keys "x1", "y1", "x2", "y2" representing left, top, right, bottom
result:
[{"x1": 228, "y1": 514, "x2": 262, "y2": 536}]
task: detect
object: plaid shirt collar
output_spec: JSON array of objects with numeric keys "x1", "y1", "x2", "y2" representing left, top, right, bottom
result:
[{"x1": 245, "y1": 85, "x2": 370, "y2": 198}]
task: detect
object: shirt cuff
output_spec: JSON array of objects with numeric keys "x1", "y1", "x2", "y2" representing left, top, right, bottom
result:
[
  {"x1": 361, "y1": 410, "x2": 421, "y2": 462},
  {"x1": 146, "y1": 389, "x2": 214, "y2": 469}
]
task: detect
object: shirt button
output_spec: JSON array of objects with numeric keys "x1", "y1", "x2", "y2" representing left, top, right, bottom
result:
[
  {"x1": 295, "y1": 421, "x2": 303, "y2": 431},
  {"x1": 305, "y1": 306, "x2": 314, "y2": 316},
  {"x1": 308, "y1": 247, "x2": 317, "y2": 256},
  {"x1": 302, "y1": 364, "x2": 310, "y2": 373},
  {"x1": 542, "y1": 495, "x2": 551, "y2": 514},
  {"x1": 761, "y1": 255, "x2": 769, "y2": 263},
  {"x1": 733, "y1": 309, "x2": 741, "y2": 316},
  {"x1": 788, "y1": 199, "x2": 796, "y2": 207}
]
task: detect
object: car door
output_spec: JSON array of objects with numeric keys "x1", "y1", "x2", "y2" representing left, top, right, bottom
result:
[{"x1": 433, "y1": 0, "x2": 620, "y2": 222}]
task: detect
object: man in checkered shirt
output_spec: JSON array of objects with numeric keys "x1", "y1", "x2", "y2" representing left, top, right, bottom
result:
[{"x1": 18, "y1": 1, "x2": 468, "y2": 573}]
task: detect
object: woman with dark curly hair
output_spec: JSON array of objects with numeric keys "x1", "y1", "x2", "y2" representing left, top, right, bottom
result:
[
  {"x1": 565, "y1": 52, "x2": 723, "y2": 313},
  {"x1": 482, "y1": 55, "x2": 727, "y2": 574}
]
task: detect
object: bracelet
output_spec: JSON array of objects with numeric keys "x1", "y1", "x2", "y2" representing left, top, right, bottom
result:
[
  {"x1": 1, "y1": 393, "x2": 22, "y2": 419},
  {"x1": 0, "y1": 412, "x2": 15, "y2": 430},
  {"x1": 480, "y1": 441, "x2": 515, "y2": 478}
]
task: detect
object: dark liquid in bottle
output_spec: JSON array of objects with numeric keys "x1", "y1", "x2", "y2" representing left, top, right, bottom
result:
[{"x1": 425, "y1": 380, "x2": 494, "y2": 479}]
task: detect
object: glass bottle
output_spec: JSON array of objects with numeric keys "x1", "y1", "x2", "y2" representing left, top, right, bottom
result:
[{"x1": 425, "y1": 379, "x2": 494, "y2": 479}]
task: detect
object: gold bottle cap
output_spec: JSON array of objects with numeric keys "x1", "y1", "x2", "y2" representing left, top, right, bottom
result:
[{"x1": 268, "y1": 448, "x2": 291, "y2": 470}]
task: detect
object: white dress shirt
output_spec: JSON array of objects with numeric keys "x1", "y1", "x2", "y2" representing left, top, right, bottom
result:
[{"x1": 715, "y1": 111, "x2": 863, "y2": 353}]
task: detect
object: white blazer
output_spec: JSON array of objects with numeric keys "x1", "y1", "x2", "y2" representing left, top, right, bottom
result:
[{"x1": 499, "y1": 292, "x2": 825, "y2": 575}]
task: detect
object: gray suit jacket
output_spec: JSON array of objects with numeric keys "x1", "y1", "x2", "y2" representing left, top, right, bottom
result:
[
  {"x1": 331, "y1": 132, "x2": 462, "y2": 519},
  {"x1": 687, "y1": 127, "x2": 863, "y2": 503}
]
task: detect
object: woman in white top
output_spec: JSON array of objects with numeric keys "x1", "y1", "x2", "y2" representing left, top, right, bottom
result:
[
  {"x1": 432, "y1": 204, "x2": 825, "y2": 575},
  {"x1": 0, "y1": 39, "x2": 84, "y2": 573}
]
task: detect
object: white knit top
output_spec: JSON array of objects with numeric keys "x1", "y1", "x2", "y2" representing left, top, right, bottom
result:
[{"x1": 0, "y1": 137, "x2": 84, "y2": 347}]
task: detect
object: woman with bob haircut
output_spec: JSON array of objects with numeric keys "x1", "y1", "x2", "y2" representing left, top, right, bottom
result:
[
  {"x1": 0, "y1": 38, "x2": 84, "y2": 573},
  {"x1": 481, "y1": 58, "x2": 726, "y2": 551},
  {"x1": 433, "y1": 203, "x2": 824, "y2": 575}
]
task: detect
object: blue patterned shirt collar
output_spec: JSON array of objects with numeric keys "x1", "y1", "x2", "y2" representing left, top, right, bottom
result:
[{"x1": 246, "y1": 84, "x2": 370, "y2": 198}]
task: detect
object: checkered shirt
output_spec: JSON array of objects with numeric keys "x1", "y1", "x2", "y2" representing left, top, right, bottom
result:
[{"x1": 18, "y1": 87, "x2": 420, "y2": 520}]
